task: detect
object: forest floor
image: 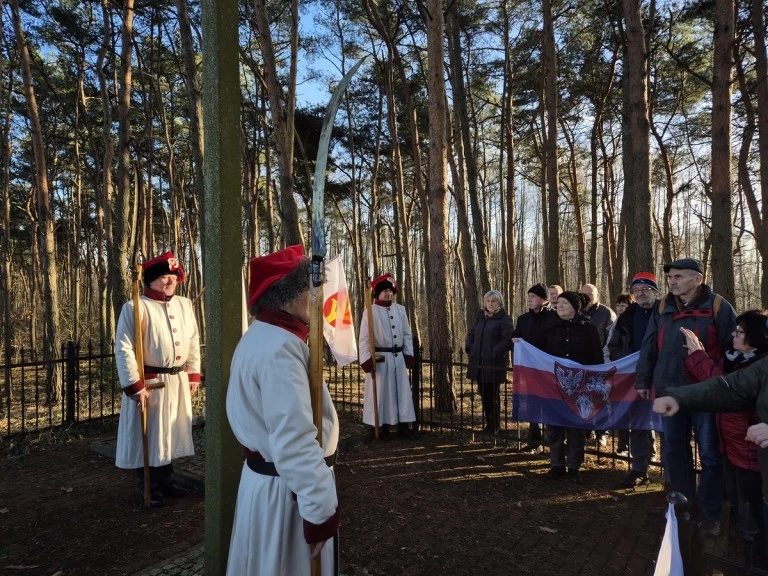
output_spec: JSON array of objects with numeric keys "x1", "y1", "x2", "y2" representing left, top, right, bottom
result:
[{"x1": 0, "y1": 416, "x2": 728, "y2": 576}]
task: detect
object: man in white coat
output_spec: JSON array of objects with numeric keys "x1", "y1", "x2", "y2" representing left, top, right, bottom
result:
[
  {"x1": 227, "y1": 245, "x2": 340, "y2": 575},
  {"x1": 114, "y1": 251, "x2": 201, "y2": 508},
  {"x1": 359, "y1": 273, "x2": 417, "y2": 440}
]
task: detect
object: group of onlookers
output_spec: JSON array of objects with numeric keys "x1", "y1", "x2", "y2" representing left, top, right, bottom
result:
[{"x1": 465, "y1": 257, "x2": 768, "y2": 563}]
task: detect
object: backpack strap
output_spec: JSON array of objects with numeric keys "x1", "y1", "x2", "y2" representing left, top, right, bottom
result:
[{"x1": 712, "y1": 293, "x2": 722, "y2": 319}]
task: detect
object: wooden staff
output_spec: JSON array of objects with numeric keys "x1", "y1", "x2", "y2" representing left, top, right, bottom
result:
[
  {"x1": 364, "y1": 287, "x2": 383, "y2": 440},
  {"x1": 132, "y1": 263, "x2": 151, "y2": 510}
]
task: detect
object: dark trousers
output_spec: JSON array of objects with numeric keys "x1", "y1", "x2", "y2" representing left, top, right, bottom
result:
[
  {"x1": 547, "y1": 426, "x2": 586, "y2": 469},
  {"x1": 477, "y1": 381, "x2": 501, "y2": 430},
  {"x1": 528, "y1": 422, "x2": 543, "y2": 444},
  {"x1": 724, "y1": 459, "x2": 768, "y2": 569},
  {"x1": 135, "y1": 463, "x2": 174, "y2": 492}
]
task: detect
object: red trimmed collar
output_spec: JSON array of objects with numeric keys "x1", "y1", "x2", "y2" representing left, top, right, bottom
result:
[
  {"x1": 256, "y1": 308, "x2": 309, "y2": 341},
  {"x1": 374, "y1": 299, "x2": 392, "y2": 307},
  {"x1": 144, "y1": 287, "x2": 173, "y2": 302}
]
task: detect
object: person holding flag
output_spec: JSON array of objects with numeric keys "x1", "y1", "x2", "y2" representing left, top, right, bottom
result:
[
  {"x1": 358, "y1": 273, "x2": 417, "y2": 440},
  {"x1": 114, "y1": 251, "x2": 201, "y2": 508},
  {"x1": 226, "y1": 245, "x2": 340, "y2": 575}
]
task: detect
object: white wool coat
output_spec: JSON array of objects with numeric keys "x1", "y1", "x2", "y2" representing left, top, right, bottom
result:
[{"x1": 114, "y1": 294, "x2": 200, "y2": 469}]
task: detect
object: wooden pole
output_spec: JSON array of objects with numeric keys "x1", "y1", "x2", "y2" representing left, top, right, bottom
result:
[
  {"x1": 364, "y1": 290, "x2": 380, "y2": 440},
  {"x1": 132, "y1": 264, "x2": 150, "y2": 509}
]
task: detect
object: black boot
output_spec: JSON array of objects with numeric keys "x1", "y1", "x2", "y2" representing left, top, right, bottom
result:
[
  {"x1": 136, "y1": 469, "x2": 165, "y2": 508},
  {"x1": 398, "y1": 422, "x2": 418, "y2": 440},
  {"x1": 157, "y1": 463, "x2": 188, "y2": 498}
]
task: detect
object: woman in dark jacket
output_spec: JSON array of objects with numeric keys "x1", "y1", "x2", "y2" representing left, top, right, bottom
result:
[
  {"x1": 536, "y1": 291, "x2": 604, "y2": 483},
  {"x1": 466, "y1": 290, "x2": 514, "y2": 434},
  {"x1": 679, "y1": 310, "x2": 768, "y2": 558}
]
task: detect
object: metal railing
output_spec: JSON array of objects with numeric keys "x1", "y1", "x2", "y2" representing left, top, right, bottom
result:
[{"x1": 2, "y1": 338, "x2": 657, "y2": 473}]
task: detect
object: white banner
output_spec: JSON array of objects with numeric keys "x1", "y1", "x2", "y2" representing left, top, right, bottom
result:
[
  {"x1": 653, "y1": 503, "x2": 683, "y2": 576},
  {"x1": 322, "y1": 255, "x2": 357, "y2": 366}
]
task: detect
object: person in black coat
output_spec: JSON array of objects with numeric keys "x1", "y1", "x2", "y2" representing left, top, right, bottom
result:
[
  {"x1": 466, "y1": 290, "x2": 515, "y2": 434},
  {"x1": 512, "y1": 283, "x2": 553, "y2": 451},
  {"x1": 535, "y1": 291, "x2": 604, "y2": 483}
]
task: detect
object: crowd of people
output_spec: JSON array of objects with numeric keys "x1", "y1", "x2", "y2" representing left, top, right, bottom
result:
[{"x1": 112, "y1": 246, "x2": 768, "y2": 572}]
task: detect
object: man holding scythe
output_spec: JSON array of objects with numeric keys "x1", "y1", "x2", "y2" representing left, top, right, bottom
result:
[{"x1": 114, "y1": 251, "x2": 201, "y2": 508}]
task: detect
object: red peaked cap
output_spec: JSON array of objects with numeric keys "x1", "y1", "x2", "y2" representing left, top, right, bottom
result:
[
  {"x1": 142, "y1": 251, "x2": 185, "y2": 284},
  {"x1": 371, "y1": 273, "x2": 398, "y2": 295},
  {"x1": 248, "y1": 244, "x2": 306, "y2": 309}
]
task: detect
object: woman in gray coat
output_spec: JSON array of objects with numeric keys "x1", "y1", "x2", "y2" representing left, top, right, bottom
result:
[{"x1": 465, "y1": 290, "x2": 515, "y2": 434}]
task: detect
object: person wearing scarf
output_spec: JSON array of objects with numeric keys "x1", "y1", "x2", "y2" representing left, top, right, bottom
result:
[
  {"x1": 657, "y1": 310, "x2": 768, "y2": 568},
  {"x1": 114, "y1": 251, "x2": 201, "y2": 508},
  {"x1": 226, "y1": 245, "x2": 340, "y2": 575},
  {"x1": 466, "y1": 290, "x2": 515, "y2": 434},
  {"x1": 358, "y1": 273, "x2": 417, "y2": 440}
]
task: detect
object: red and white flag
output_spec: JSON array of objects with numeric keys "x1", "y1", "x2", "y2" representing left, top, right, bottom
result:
[{"x1": 322, "y1": 255, "x2": 357, "y2": 366}]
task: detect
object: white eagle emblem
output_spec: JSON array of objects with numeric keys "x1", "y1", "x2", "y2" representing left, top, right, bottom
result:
[{"x1": 554, "y1": 362, "x2": 616, "y2": 421}]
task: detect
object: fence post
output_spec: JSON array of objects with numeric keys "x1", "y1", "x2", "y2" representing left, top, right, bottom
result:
[
  {"x1": 411, "y1": 335, "x2": 421, "y2": 430},
  {"x1": 65, "y1": 341, "x2": 77, "y2": 423}
]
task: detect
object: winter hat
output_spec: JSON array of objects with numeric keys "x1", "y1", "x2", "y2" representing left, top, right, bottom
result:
[
  {"x1": 528, "y1": 283, "x2": 548, "y2": 300},
  {"x1": 557, "y1": 290, "x2": 583, "y2": 313},
  {"x1": 248, "y1": 245, "x2": 305, "y2": 309},
  {"x1": 143, "y1": 251, "x2": 185, "y2": 285},
  {"x1": 372, "y1": 273, "x2": 398, "y2": 297},
  {"x1": 631, "y1": 272, "x2": 659, "y2": 292},
  {"x1": 664, "y1": 258, "x2": 705, "y2": 275}
]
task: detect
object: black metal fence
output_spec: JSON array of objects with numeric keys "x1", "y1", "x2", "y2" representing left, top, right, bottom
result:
[
  {"x1": 2, "y1": 338, "x2": 656, "y2": 473},
  {"x1": 1, "y1": 341, "x2": 119, "y2": 438}
]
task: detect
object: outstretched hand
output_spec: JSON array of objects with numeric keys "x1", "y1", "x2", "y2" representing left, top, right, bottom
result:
[
  {"x1": 746, "y1": 423, "x2": 768, "y2": 448},
  {"x1": 679, "y1": 327, "x2": 704, "y2": 355},
  {"x1": 653, "y1": 396, "x2": 680, "y2": 416}
]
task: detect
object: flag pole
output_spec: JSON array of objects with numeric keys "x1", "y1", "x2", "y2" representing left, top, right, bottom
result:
[
  {"x1": 363, "y1": 286, "x2": 381, "y2": 440},
  {"x1": 308, "y1": 57, "x2": 366, "y2": 576},
  {"x1": 131, "y1": 261, "x2": 151, "y2": 510}
]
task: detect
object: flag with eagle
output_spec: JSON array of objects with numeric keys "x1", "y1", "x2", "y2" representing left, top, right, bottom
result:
[{"x1": 512, "y1": 341, "x2": 661, "y2": 430}]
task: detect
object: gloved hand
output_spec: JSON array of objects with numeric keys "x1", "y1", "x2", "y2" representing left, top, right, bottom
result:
[
  {"x1": 404, "y1": 355, "x2": 415, "y2": 368},
  {"x1": 361, "y1": 358, "x2": 374, "y2": 373}
]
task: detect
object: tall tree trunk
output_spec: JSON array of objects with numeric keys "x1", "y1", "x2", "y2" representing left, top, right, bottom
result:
[
  {"x1": 446, "y1": 1, "x2": 491, "y2": 296},
  {"x1": 252, "y1": 0, "x2": 302, "y2": 246},
  {"x1": 446, "y1": 6, "x2": 480, "y2": 326},
  {"x1": 501, "y1": 0, "x2": 516, "y2": 311},
  {"x1": 542, "y1": 0, "x2": 561, "y2": 285},
  {"x1": 110, "y1": 0, "x2": 135, "y2": 320},
  {"x1": 0, "y1": 0, "x2": 13, "y2": 409},
  {"x1": 621, "y1": 0, "x2": 654, "y2": 273},
  {"x1": 709, "y1": 0, "x2": 735, "y2": 300},
  {"x1": 425, "y1": 0, "x2": 454, "y2": 413},
  {"x1": 561, "y1": 121, "x2": 587, "y2": 286},
  {"x1": 10, "y1": 0, "x2": 63, "y2": 403},
  {"x1": 750, "y1": 0, "x2": 768, "y2": 303}
]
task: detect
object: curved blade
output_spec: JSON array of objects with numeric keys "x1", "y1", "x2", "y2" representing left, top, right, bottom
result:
[{"x1": 310, "y1": 57, "x2": 366, "y2": 260}]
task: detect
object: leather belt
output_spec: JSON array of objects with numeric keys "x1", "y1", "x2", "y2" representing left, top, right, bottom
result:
[
  {"x1": 244, "y1": 448, "x2": 337, "y2": 476},
  {"x1": 375, "y1": 346, "x2": 403, "y2": 354},
  {"x1": 144, "y1": 365, "x2": 184, "y2": 375}
]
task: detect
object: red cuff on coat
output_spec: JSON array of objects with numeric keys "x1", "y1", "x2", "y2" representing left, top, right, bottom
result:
[
  {"x1": 123, "y1": 380, "x2": 145, "y2": 396},
  {"x1": 404, "y1": 355, "x2": 415, "y2": 368},
  {"x1": 303, "y1": 506, "x2": 341, "y2": 544},
  {"x1": 361, "y1": 358, "x2": 374, "y2": 373},
  {"x1": 188, "y1": 373, "x2": 201, "y2": 383}
]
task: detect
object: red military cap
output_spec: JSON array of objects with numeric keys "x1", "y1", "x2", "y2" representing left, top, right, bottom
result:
[
  {"x1": 142, "y1": 251, "x2": 185, "y2": 284},
  {"x1": 248, "y1": 244, "x2": 306, "y2": 309},
  {"x1": 371, "y1": 273, "x2": 398, "y2": 296}
]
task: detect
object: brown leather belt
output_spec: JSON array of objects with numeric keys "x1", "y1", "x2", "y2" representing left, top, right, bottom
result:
[{"x1": 243, "y1": 448, "x2": 337, "y2": 476}]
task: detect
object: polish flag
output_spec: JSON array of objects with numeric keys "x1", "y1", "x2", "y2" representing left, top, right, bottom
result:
[
  {"x1": 322, "y1": 255, "x2": 357, "y2": 366},
  {"x1": 512, "y1": 341, "x2": 661, "y2": 430}
]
